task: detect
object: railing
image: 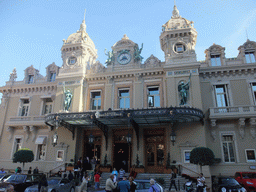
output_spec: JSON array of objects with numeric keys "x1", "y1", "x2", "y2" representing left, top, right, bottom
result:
[
  {"x1": 9, "y1": 115, "x2": 46, "y2": 122},
  {"x1": 209, "y1": 106, "x2": 256, "y2": 119}
]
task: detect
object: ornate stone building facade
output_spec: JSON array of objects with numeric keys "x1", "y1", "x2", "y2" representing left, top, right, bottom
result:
[{"x1": 0, "y1": 5, "x2": 256, "y2": 181}]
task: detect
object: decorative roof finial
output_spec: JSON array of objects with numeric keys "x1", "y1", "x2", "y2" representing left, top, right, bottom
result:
[
  {"x1": 80, "y1": 9, "x2": 87, "y2": 32},
  {"x1": 172, "y1": 1, "x2": 180, "y2": 18},
  {"x1": 122, "y1": 34, "x2": 129, "y2": 40}
]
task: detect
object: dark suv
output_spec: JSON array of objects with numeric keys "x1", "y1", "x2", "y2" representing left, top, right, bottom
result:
[
  {"x1": 235, "y1": 172, "x2": 256, "y2": 192},
  {"x1": 212, "y1": 176, "x2": 246, "y2": 192},
  {"x1": 0, "y1": 174, "x2": 43, "y2": 192}
]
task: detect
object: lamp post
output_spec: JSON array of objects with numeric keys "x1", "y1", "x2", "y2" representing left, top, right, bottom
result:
[
  {"x1": 52, "y1": 115, "x2": 59, "y2": 147},
  {"x1": 127, "y1": 113, "x2": 132, "y2": 172},
  {"x1": 170, "y1": 129, "x2": 176, "y2": 146}
]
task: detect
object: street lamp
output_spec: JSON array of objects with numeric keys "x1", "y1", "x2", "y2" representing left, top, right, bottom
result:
[
  {"x1": 126, "y1": 133, "x2": 132, "y2": 145},
  {"x1": 52, "y1": 132, "x2": 58, "y2": 147},
  {"x1": 89, "y1": 133, "x2": 94, "y2": 144},
  {"x1": 170, "y1": 130, "x2": 176, "y2": 146}
]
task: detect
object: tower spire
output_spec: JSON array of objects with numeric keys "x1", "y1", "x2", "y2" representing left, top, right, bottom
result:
[{"x1": 84, "y1": 9, "x2": 86, "y2": 22}]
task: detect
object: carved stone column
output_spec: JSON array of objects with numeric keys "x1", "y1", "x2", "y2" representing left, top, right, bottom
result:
[
  {"x1": 29, "y1": 126, "x2": 38, "y2": 142},
  {"x1": 238, "y1": 118, "x2": 245, "y2": 139},
  {"x1": 23, "y1": 126, "x2": 30, "y2": 142},
  {"x1": 7, "y1": 126, "x2": 14, "y2": 141},
  {"x1": 250, "y1": 118, "x2": 256, "y2": 139},
  {"x1": 210, "y1": 119, "x2": 217, "y2": 141}
]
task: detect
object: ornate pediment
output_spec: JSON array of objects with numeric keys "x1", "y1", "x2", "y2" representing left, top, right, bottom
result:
[
  {"x1": 89, "y1": 61, "x2": 105, "y2": 74},
  {"x1": 143, "y1": 54, "x2": 161, "y2": 68},
  {"x1": 112, "y1": 35, "x2": 135, "y2": 49}
]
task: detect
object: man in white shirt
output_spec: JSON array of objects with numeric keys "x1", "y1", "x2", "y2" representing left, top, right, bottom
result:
[{"x1": 196, "y1": 173, "x2": 205, "y2": 192}]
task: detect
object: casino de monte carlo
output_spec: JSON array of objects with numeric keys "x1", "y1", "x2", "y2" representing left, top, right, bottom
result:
[{"x1": 0, "y1": 4, "x2": 256, "y2": 179}]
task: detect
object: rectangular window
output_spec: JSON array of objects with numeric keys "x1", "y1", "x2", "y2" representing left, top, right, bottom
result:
[
  {"x1": 245, "y1": 52, "x2": 256, "y2": 63},
  {"x1": 91, "y1": 91, "x2": 101, "y2": 110},
  {"x1": 184, "y1": 151, "x2": 191, "y2": 163},
  {"x1": 147, "y1": 87, "x2": 160, "y2": 108},
  {"x1": 56, "y1": 150, "x2": 64, "y2": 161},
  {"x1": 211, "y1": 55, "x2": 221, "y2": 66},
  {"x1": 119, "y1": 89, "x2": 130, "y2": 109},
  {"x1": 43, "y1": 98, "x2": 53, "y2": 115},
  {"x1": 28, "y1": 75, "x2": 34, "y2": 84},
  {"x1": 50, "y1": 73, "x2": 56, "y2": 82},
  {"x1": 35, "y1": 136, "x2": 47, "y2": 161},
  {"x1": 245, "y1": 149, "x2": 256, "y2": 162},
  {"x1": 13, "y1": 138, "x2": 22, "y2": 155},
  {"x1": 251, "y1": 83, "x2": 256, "y2": 104},
  {"x1": 222, "y1": 135, "x2": 235, "y2": 162},
  {"x1": 20, "y1": 99, "x2": 29, "y2": 116},
  {"x1": 214, "y1": 85, "x2": 229, "y2": 108}
]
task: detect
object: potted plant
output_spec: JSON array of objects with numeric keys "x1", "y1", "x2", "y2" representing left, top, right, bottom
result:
[{"x1": 66, "y1": 161, "x2": 74, "y2": 171}]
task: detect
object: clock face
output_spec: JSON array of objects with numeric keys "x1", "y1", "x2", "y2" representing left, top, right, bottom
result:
[
  {"x1": 68, "y1": 56, "x2": 77, "y2": 65},
  {"x1": 117, "y1": 52, "x2": 131, "y2": 65}
]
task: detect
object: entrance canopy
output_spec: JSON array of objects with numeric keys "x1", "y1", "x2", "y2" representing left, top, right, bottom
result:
[{"x1": 45, "y1": 106, "x2": 204, "y2": 150}]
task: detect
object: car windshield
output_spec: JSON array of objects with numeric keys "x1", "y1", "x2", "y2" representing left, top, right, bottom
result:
[
  {"x1": 47, "y1": 179, "x2": 60, "y2": 185},
  {"x1": 136, "y1": 182, "x2": 160, "y2": 190},
  {"x1": 0, "y1": 174, "x2": 5, "y2": 179},
  {"x1": 220, "y1": 178, "x2": 240, "y2": 185},
  {"x1": 5, "y1": 175, "x2": 26, "y2": 183},
  {"x1": 242, "y1": 173, "x2": 256, "y2": 179}
]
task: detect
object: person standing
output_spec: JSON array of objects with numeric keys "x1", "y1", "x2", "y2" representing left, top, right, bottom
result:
[
  {"x1": 68, "y1": 170, "x2": 74, "y2": 181},
  {"x1": 149, "y1": 179, "x2": 159, "y2": 192},
  {"x1": 73, "y1": 164, "x2": 80, "y2": 179},
  {"x1": 196, "y1": 173, "x2": 205, "y2": 192},
  {"x1": 105, "y1": 174, "x2": 117, "y2": 192},
  {"x1": 94, "y1": 172, "x2": 101, "y2": 190},
  {"x1": 79, "y1": 174, "x2": 90, "y2": 192},
  {"x1": 112, "y1": 168, "x2": 118, "y2": 183},
  {"x1": 117, "y1": 176, "x2": 130, "y2": 192},
  {"x1": 28, "y1": 167, "x2": 32, "y2": 174},
  {"x1": 129, "y1": 176, "x2": 137, "y2": 192},
  {"x1": 0, "y1": 168, "x2": 6, "y2": 174},
  {"x1": 38, "y1": 174, "x2": 48, "y2": 192},
  {"x1": 119, "y1": 168, "x2": 125, "y2": 181},
  {"x1": 33, "y1": 167, "x2": 39, "y2": 174},
  {"x1": 169, "y1": 169, "x2": 177, "y2": 191}
]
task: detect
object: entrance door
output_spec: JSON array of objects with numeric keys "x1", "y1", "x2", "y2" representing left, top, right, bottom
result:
[
  {"x1": 145, "y1": 136, "x2": 165, "y2": 173},
  {"x1": 114, "y1": 143, "x2": 129, "y2": 172}
]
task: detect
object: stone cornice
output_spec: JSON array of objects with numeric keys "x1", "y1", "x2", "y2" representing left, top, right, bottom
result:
[
  {"x1": 0, "y1": 83, "x2": 57, "y2": 94},
  {"x1": 85, "y1": 70, "x2": 165, "y2": 81},
  {"x1": 199, "y1": 63, "x2": 256, "y2": 78}
]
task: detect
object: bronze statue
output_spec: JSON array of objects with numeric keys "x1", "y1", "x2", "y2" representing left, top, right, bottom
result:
[
  {"x1": 134, "y1": 43, "x2": 143, "y2": 62},
  {"x1": 178, "y1": 73, "x2": 191, "y2": 105},
  {"x1": 104, "y1": 49, "x2": 114, "y2": 66},
  {"x1": 63, "y1": 84, "x2": 73, "y2": 111}
]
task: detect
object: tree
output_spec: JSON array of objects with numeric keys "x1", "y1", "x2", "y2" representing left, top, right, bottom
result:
[
  {"x1": 190, "y1": 147, "x2": 215, "y2": 173},
  {"x1": 13, "y1": 148, "x2": 34, "y2": 172}
]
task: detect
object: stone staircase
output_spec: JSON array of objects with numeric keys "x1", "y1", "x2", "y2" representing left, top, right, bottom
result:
[{"x1": 99, "y1": 172, "x2": 192, "y2": 191}]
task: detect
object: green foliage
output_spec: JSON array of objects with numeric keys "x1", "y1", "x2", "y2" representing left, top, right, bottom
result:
[
  {"x1": 155, "y1": 178, "x2": 165, "y2": 186},
  {"x1": 13, "y1": 148, "x2": 34, "y2": 164},
  {"x1": 190, "y1": 147, "x2": 215, "y2": 166}
]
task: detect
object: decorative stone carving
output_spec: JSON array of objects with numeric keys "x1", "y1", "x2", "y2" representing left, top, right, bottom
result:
[
  {"x1": 7, "y1": 126, "x2": 14, "y2": 141},
  {"x1": 90, "y1": 61, "x2": 105, "y2": 74},
  {"x1": 143, "y1": 55, "x2": 161, "y2": 68},
  {"x1": 238, "y1": 118, "x2": 245, "y2": 139},
  {"x1": 211, "y1": 119, "x2": 217, "y2": 127},
  {"x1": 250, "y1": 118, "x2": 256, "y2": 139},
  {"x1": 9, "y1": 68, "x2": 17, "y2": 82},
  {"x1": 30, "y1": 126, "x2": 38, "y2": 142},
  {"x1": 211, "y1": 130, "x2": 217, "y2": 141},
  {"x1": 23, "y1": 126, "x2": 30, "y2": 142}
]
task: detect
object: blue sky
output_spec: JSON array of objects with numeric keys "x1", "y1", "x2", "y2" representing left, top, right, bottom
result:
[{"x1": 0, "y1": 0, "x2": 256, "y2": 90}]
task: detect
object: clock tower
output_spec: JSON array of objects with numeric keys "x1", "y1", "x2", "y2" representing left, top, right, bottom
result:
[
  {"x1": 59, "y1": 17, "x2": 98, "y2": 77},
  {"x1": 160, "y1": 4, "x2": 197, "y2": 66}
]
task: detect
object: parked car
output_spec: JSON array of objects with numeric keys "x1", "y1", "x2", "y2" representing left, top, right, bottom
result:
[
  {"x1": 24, "y1": 177, "x2": 76, "y2": 192},
  {"x1": 0, "y1": 174, "x2": 11, "y2": 183},
  {"x1": 134, "y1": 179, "x2": 164, "y2": 192},
  {"x1": 212, "y1": 176, "x2": 246, "y2": 192},
  {"x1": 235, "y1": 172, "x2": 256, "y2": 192},
  {"x1": 0, "y1": 174, "x2": 43, "y2": 192}
]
